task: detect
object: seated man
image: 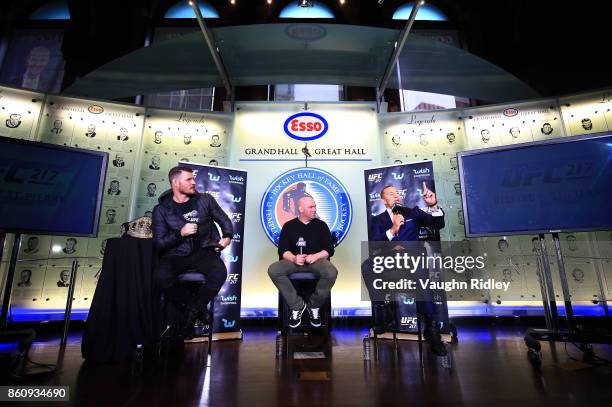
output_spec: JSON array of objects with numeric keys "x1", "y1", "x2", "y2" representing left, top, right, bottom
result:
[
  {"x1": 268, "y1": 197, "x2": 338, "y2": 328},
  {"x1": 153, "y1": 166, "x2": 233, "y2": 338},
  {"x1": 363, "y1": 183, "x2": 447, "y2": 356}
]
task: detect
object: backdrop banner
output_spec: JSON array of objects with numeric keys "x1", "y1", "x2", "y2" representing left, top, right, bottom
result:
[
  {"x1": 185, "y1": 162, "x2": 247, "y2": 334},
  {"x1": 363, "y1": 161, "x2": 450, "y2": 333}
]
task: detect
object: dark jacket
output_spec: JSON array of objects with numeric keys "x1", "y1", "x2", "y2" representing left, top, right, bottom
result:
[
  {"x1": 153, "y1": 189, "x2": 233, "y2": 257},
  {"x1": 370, "y1": 206, "x2": 444, "y2": 242}
]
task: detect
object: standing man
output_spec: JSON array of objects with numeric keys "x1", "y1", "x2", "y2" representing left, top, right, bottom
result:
[
  {"x1": 153, "y1": 166, "x2": 233, "y2": 338},
  {"x1": 268, "y1": 197, "x2": 337, "y2": 328},
  {"x1": 364, "y1": 183, "x2": 447, "y2": 355}
]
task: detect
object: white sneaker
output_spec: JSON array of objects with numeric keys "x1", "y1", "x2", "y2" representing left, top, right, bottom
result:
[
  {"x1": 288, "y1": 303, "x2": 307, "y2": 328},
  {"x1": 308, "y1": 307, "x2": 322, "y2": 327}
]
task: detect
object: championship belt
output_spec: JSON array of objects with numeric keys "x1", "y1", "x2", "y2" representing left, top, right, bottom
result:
[{"x1": 120, "y1": 216, "x2": 153, "y2": 239}]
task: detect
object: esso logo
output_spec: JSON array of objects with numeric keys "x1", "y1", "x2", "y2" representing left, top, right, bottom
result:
[
  {"x1": 88, "y1": 105, "x2": 104, "y2": 114},
  {"x1": 283, "y1": 112, "x2": 328, "y2": 141},
  {"x1": 503, "y1": 108, "x2": 518, "y2": 117}
]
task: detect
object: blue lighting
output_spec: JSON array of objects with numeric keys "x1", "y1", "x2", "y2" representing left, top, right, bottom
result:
[
  {"x1": 392, "y1": 2, "x2": 448, "y2": 21},
  {"x1": 0, "y1": 343, "x2": 19, "y2": 353},
  {"x1": 7, "y1": 304, "x2": 605, "y2": 321},
  {"x1": 164, "y1": 1, "x2": 219, "y2": 19},
  {"x1": 241, "y1": 304, "x2": 606, "y2": 318},
  {"x1": 10, "y1": 307, "x2": 89, "y2": 322},
  {"x1": 280, "y1": 3, "x2": 335, "y2": 19},
  {"x1": 29, "y1": 0, "x2": 71, "y2": 20}
]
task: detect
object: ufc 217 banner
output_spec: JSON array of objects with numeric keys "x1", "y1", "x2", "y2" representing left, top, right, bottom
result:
[
  {"x1": 363, "y1": 161, "x2": 449, "y2": 334},
  {"x1": 184, "y1": 162, "x2": 247, "y2": 334}
]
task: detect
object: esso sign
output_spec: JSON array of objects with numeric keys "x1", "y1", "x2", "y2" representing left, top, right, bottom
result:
[
  {"x1": 503, "y1": 108, "x2": 518, "y2": 117},
  {"x1": 283, "y1": 112, "x2": 328, "y2": 141},
  {"x1": 88, "y1": 105, "x2": 104, "y2": 114}
]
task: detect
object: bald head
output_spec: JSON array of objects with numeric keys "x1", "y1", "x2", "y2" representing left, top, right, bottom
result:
[{"x1": 297, "y1": 196, "x2": 317, "y2": 223}]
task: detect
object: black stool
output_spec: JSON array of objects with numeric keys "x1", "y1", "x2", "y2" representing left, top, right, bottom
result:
[
  {"x1": 277, "y1": 271, "x2": 332, "y2": 336},
  {"x1": 159, "y1": 270, "x2": 215, "y2": 367},
  {"x1": 275, "y1": 272, "x2": 332, "y2": 360}
]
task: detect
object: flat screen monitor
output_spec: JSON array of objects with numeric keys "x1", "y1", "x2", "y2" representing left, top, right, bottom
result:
[
  {"x1": 457, "y1": 133, "x2": 612, "y2": 237},
  {"x1": 0, "y1": 136, "x2": 108, "y2": 237}
]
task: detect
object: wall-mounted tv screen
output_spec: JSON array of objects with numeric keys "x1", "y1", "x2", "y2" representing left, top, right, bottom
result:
[
  {"x1": 457, "y1": 133, "x2": 612, "y2": 237},
  {"x1": 0, "y1": 136, "x2": 108, "y2": 237}
]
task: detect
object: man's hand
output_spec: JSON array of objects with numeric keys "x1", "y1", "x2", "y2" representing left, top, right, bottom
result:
[
  {"x1": 422, "y1": 181, "x2": 438, "y2": 208},
  {"x1": 217, "y1": 237, "x2": 231, "y2": 251},
  {"x1": 305, "y1": 254, "x2": 319, "y2": 264},
  {"x1": 294, "y1": 254, "x2": 306, "y2": 266},
  {"x1": 180, "y1": 223, "x2": 198, "y2": 237},
  {"x1": 390, "y1": 213, "x2": 405, "y2": 235}
]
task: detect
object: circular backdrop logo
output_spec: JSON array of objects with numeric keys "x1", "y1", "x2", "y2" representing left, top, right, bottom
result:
[{"x1": 260, "y1": 167, "x2": 352, "y2": 246}]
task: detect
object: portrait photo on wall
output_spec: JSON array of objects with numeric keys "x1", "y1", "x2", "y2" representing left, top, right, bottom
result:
[{"x1": 0, "y1": 29, "x2": 65, "y2": 93}]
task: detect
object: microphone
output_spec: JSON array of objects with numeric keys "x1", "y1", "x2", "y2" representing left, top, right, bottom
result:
[
  {"x1": 391, "y1": 204, "x2": 406, "y2": 215},
  {"x1": 296, "y1": 237, "x2": 307, "y2": 255}
]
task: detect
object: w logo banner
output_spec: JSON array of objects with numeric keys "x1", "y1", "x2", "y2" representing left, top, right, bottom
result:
[{"x1": 184, "y1": 162, "x2": 247, "y2": 335}]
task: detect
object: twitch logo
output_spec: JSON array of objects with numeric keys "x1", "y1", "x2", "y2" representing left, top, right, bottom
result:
[{"x1": 222, "y1": 318, "x2": 236, "y2": 328}]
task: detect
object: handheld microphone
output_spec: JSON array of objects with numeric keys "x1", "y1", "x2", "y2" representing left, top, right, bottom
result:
[
  {"x1": 296, "y1": 237, "x2": 307, "y2": 255},
  {"x1": 391, "y1": 204, "x2": 405, "y2": 215}
]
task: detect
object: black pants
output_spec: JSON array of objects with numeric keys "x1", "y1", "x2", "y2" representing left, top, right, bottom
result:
[
  {"x1": 157, "y1": 249, "x2": 227, "y2": 310},
  {"x1": 362, "y1": 256, "x2": 438, "y2": 331}
]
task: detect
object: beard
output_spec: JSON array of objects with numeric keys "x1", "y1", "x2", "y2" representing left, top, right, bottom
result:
[{"x1": 180, "y1": 185, "x2": 196, "y2": 196}]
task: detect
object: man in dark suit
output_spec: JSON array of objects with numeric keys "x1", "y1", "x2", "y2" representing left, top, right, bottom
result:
[
  {"x1": 364, "y1": 183, "x2": 447, "y2": 355},
  {"x1": 369, "y1": 184, "x2": 443, "y2": 242}
]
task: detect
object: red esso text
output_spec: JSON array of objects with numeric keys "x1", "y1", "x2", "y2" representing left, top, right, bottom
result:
[{"x1": 290, "y1": 119, "x2": 323, "y2": 132}]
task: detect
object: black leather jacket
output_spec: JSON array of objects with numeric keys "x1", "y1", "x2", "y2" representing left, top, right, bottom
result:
[{"x1": 152, "y1": 190, "x2": 233, "y2": 257}]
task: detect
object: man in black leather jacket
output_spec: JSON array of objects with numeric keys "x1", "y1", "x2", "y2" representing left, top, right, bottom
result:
[{"x1": 153, "y1": 166, "x2": 233, "y2": 337}]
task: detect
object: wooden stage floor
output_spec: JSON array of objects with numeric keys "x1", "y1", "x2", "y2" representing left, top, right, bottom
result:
[{"x1": 4, "y1": 321, "x2": 612, "y2": 407}]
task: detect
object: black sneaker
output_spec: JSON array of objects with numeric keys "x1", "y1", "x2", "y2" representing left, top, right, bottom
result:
[
  {"x1": 182, "y1": 319, "x2": 196, "y2": 340},
  {"x1": 197, "y1": 308, "x2": 211, "y2": 325},
  {"x1": 288, "y1": 303, "x2": 307, "y2": 328},
  {"x1": 308, "y1": 306, "x2": 322, "y2": 327},
  {"x1": 425, "y1": 324, "x2": 447, "y2": 356},
  {"x1": 429, "y1": 340, "x2": 448, "y2": 357},
  {"x1": 182, "y1": 307, "x2": 202, "y2": 339}
]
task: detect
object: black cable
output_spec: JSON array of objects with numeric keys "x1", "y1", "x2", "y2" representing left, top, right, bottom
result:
[
  {"x1": 26, "y1": 353, "x2": 57, "y2": 369},
  {"x1": 564, "y1": 341, "x2": 612, "y2": 366}
]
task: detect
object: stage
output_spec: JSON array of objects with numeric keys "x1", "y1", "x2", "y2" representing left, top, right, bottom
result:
[{"x1": 4, "y1": 319, "x2": 612, "y2": 407}]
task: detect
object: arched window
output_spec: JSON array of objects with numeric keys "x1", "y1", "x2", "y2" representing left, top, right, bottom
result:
[
  {"x1": 29, "y1": 0, "x2": 71, "y2": 20},
  {"x1": 390, "y1": 3, "x2": 458, "y2": 111},
  {"x1": 143, "y1": 1, "x2": 221, "y2": 112},
  {"x1": 0, "y1": 1, "x2": 70, "y2": 93},
  {"x1": 279, "y1": 2, "x2": 335, "y2": 19},
  {"x1": 392, "y1": 2, "x2": 448, "y2": 21},
  {"x1": 275, "y1": 3, "x2": 340, "y2": 101},
  {"x1": 164, "y1": 1, "x2": 219, "y2": 19}
]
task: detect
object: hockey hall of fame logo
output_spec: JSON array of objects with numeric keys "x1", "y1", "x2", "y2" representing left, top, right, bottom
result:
[{"x1": 260, "y1": 167, "x2": 353, "y2": 246}]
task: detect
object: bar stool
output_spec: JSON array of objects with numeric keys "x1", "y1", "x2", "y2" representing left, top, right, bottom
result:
[
  {"x1": 275, "y1": 271, "x2": 332, "y2": 360},
  {"x1": 277, "y1": 271, "x2": 332, "y2": 336},
  {"x1": 159, "y1": 270, "x2": 215, "y2": 367}
]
